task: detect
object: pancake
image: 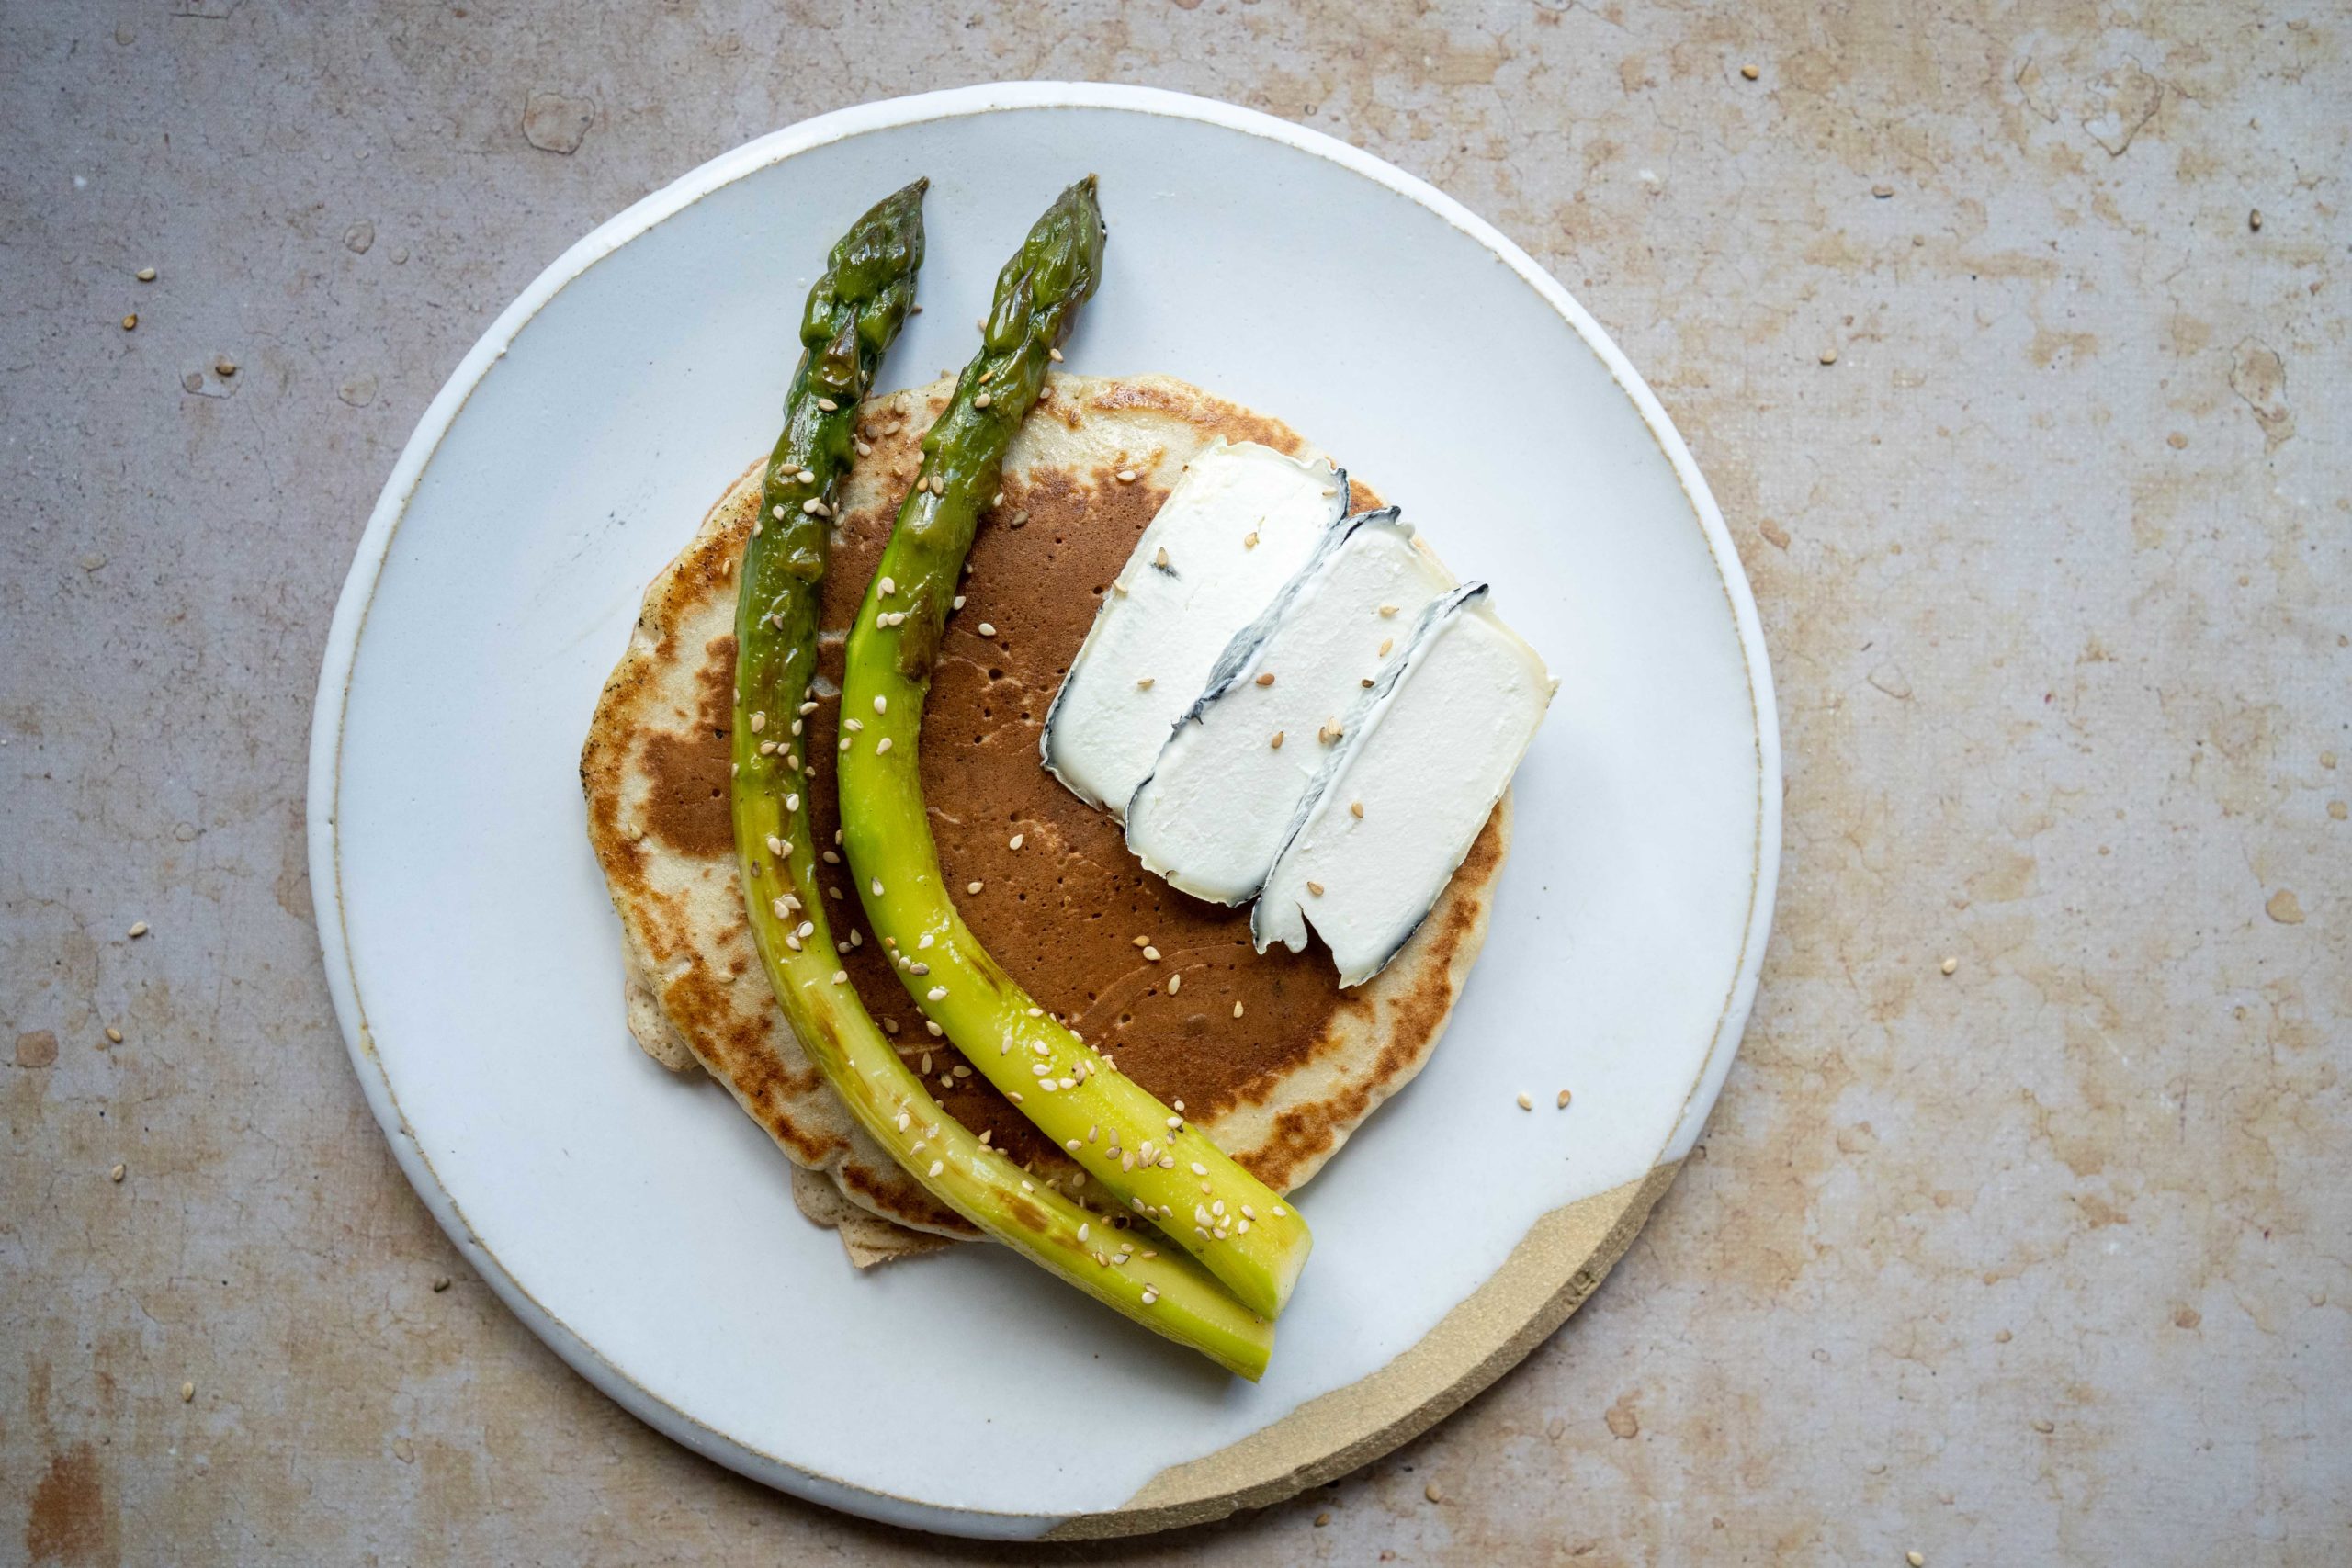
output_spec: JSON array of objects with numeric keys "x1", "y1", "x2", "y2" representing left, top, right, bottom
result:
[{"x1": 582, "y1": 372, "x2": 1509, "y2": 1259}]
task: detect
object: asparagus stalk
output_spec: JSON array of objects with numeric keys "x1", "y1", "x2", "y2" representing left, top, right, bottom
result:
[
  {"x1": 836, "y1": 177, "x2": 1314, "y2": 1321},
  {"x1": 732, "y1": 179, "x2": 1273, "y2": 1379}
]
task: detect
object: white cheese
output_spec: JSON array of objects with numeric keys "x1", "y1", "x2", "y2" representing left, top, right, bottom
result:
[
  {"x1": 1041, "y1": 439, "x2": 1349, "y2": 816},
  {"x1": 1125, "y1": 510, "x2": 1455, "y2": 904},
  {"x1": 1253, "y1": 584, "x2": 1555, "y2": 987}
]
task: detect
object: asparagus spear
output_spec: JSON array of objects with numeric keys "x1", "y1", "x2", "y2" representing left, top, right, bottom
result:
[
  {"x1": 836, "y1": 178, "x2": 1314, "y2": 1320},
  {"x1": 732, "y1": 180, "x2": 1273, "y2": 1379}
]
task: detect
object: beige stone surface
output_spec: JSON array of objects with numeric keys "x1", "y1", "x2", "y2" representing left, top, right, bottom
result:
[{"x1": 2, "y1": 1, "x2": 2344, "y2": 1561}]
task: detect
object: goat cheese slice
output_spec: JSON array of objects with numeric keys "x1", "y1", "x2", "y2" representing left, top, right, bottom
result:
[
  {"x1": 1041, "y1": 438, "x2": 1349, "y2": 816},
  {"x1": 1253, "y1": 584, "x2": 1555, "y2": 987},
  {"x1": 1125, "y1": 510, "x2": 1456, "y2": 904}
]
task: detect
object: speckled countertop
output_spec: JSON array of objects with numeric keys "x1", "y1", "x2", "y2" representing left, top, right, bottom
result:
[{"x1": 3, "y1": 3, "x2": 2344, "y2": 1562}]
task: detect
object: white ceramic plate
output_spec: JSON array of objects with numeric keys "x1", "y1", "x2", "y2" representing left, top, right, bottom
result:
[{"x1": 310, "y1": 84, "x2": 1779, "y2": 1540}]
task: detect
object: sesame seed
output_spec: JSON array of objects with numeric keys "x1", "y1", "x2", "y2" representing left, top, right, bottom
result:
[
  {"x1": 771, "y1": 504, "x2": 786, "y2": 520},
  {"x1": 822, "y1": 850, "x2": 840, "y2": 864},
  {"x1": 136, "y1": 266, "x2": 156, "y2": 282},
  {"x1": 1272, "y1": 1204, "x2": 1286, "y2": 1216},
  {"x1": 1517, "y1": 1092, "x2": 1533, "y2": 1110},
  {"x1": 1116, "y1": 469, "x2": 1137, "y2": 483},
  {"x1": 967, "y1": 880, "x2": 983, "y2": 894},
  {"x1": 121, "y1": 314, "x2": 137, "y2": 331},
  {"x1": 1078, "y1": 1223, "x2": 1090, "y2": 1240},
  {"x1": 127, "y1": 921, "x2": 149, "y2": 939},
  {"x1": 1243, "y1": 531, "x2": 1259, "y2": 549},
  {"x1": 1306, "y1": 881, "x2": 1325, "y2": 897},
  {"x1": 799, "y1": 700, "x2": 819, "y2": 715},
  {"x1": 1940, "y1": 956, "x2": 1959, "y2": 976},
  {"x1": 953, "y1": 594, "x2": 967, "y2": 610},
  {"x1": 926, "y1": 986, "x2": 947, "y2": 1002},
  {"x1": 1166, "y1": 1115, "x2": 1182, "y2": 1131},
  {"x1": 833, "y1": 970, "x2": 848, "y2": 984},
  {"x1": 1557, "y1": 1089, "x2": 1573, "y2": 1109},
  {"x1": 883, "y1": 1018, "x2": 898, "y2": 1034},
  {"x1": 1350, "y1": 801, "x2": 1363, "y2": 818},
  {"x1": 1740, "y1": 62, "x2": 1760, "y2": 79},
  {"x1": 105, "y1": 1026, "x2": 123, "y2": 1044},
  {"x1": 1190, "y1": 1161, "x2": 1208, "y2": 1176},
  {"x1": 975, "y1": 392, "x2": 992, "y2": 409},
  {"x1": 802, "y1": 497, "x2": 823, "y2": 514},
  {"x1": 1166, "y1": 973, "x2": 1182, "y2": 995},
  {"x1": 1049, "y1": 346, "x2": 1065, "y2": 362},
  {"x1": 817, "y1": 398, "x2": 838, "y2": 412},
  {"x1": 978, "y1": 622, "x2": 996, "y2": 637},
  {"x1": 926, "y1": 1021, "x2": 943, "y2": 1036},
  {"x1": 1232, "y1": 1001, "x2": 1244, "y2": 1019},
  {"x1": 1009, "y1": 833, "x2": 1024, "y2": 850},
  {"x1": 877, "y1": 578, "x2": 895, "y2": 597},
  {"x1": 1270, "y1": 730, "x2": 1284, "y2": 749},
  {"x1": 871, "y1": 879, "x2": 885, "y2": 896},
  {"x1": 784, "y1": 794, "x2": 799, "y2": 811},
  {"x1": 1143, "y1": 945, "x2": 1160, "y2": 962},
  {"x1": 1153, "y1": 547, "x2": 1170, "y2": 568},
  {"x1": 932, "y1": 474, "x2": 947, "y2": 495},
  {"x1": 876, "y1": 737, "x2": 892, "y2": 754},
  {"x1": 1255, "y1": 671, "x2": 1275, "y2": 687},
  {"x1": 789, "y1": 719, "x2": 803, "y2": 736},
  {"x1": 840, "y1": 738, "x2": 852, "y2": 752},
  {"x1": 181, "y1": 1382, "x2": 195, "y2": 1402},
  {"x1": 928, "y1": 1160, "x2": 944, "y2": 1177},
  {"x1": 827, "y1": 886, "x2": 842, "y2": 899},
  {"x1": 1379, "y1": 637, "x2": 1394, "y2": 657},
  {"x1": 1173, "y1": 1100, "x2": 1185, "y2": 1111},
  {"x1": 855, "y1": 440, "x2": 872, "y2": 457},
  {"x1": 1378, "y1": 603, "x2": 1399, "y2": 616},
  {"x1": 1136, "y1": 676, "x2": 1154, "y2": 689},
  {"x1": 1361, "y1": 676, "x2": 1375, "y2": 688},
  {"x1": 1140, "y1": 1287, "x2": 1158, "y2": 1305},
  {"x1": 1066, "y1": 1138, "x2": 1080, "y2": 1150},
  {"x1": 992, "y1": 491, "x2": 1003, "y2": 506}
]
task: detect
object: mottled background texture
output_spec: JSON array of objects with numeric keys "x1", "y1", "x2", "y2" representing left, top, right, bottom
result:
[{"x1": 3, "y1": 1, "x2": 2345, "y2": 1562}]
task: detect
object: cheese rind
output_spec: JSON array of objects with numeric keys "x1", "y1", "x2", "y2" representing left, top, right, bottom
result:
[
  {"x1": 1041, "y1": 439, "x2": 1349, "y2": 816},
  {"x1": 1252, "y1": 584, "x2": 1555, "y2": 987},
  {"x1": 1125, "y1": 511, "x2": 1456, "y2": 904}
]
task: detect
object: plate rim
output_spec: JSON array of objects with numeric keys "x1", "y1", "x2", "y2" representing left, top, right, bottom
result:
[{"x1": 306, "y1": 79, "x2": 1782, "y2": 1540}]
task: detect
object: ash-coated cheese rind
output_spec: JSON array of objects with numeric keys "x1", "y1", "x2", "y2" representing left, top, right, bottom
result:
[
  {"x1": 1125, "y1": 510, "x2": 1456, "y2": 904},
  {"x1": 1041, "y1": 439, "x2": 1350, "y2": 817},
  {"x1": 1252, "y1": 584, "x2": 1555, "y2": 987}
]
